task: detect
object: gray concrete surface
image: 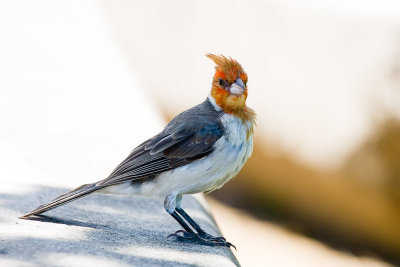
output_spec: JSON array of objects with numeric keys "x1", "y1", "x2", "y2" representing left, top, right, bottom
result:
[{"x1": 0, "y1": 183, "x2": 239, "y2": 267}]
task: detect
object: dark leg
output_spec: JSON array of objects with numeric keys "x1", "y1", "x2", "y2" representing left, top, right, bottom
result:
[
  {"x1": 176, "y1": 207, "x2": 226, "y2": 242},
  {"x1": 168, "y1": 210, "x2": 234, "y2": 248},
  {"x1": 164, "y1": 194, "x2": 235, "y2": 248},
  {"x1": 169, "y1": 211, "x2": 197, "y2": 235}
]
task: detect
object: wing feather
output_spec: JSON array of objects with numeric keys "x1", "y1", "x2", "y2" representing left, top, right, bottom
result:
[{"x1": 96, "y1": 99, "x2": 224, "y2": 186}]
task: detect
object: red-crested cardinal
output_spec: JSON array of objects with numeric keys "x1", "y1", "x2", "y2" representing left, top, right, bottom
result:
[{"x1": 20, "y1": 54, "x2": 256, "y2": 248}]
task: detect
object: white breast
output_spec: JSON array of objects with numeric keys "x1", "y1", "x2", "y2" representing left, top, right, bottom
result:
[
  {"x1": 132, "y1": 113, "x2": 254, "y2": 196},
  {"x1": 205, "y1": 113, "x2": 254, "y2": 191}
]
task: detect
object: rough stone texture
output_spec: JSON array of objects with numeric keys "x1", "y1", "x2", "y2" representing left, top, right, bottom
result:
[{"x1": 0, "y1": 183, "x2": 239, "y2": 267}]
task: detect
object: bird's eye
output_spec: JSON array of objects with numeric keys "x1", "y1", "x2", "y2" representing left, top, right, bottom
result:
[{"x1": 218, "y1": 78, "x2": 229, "y2": 88}]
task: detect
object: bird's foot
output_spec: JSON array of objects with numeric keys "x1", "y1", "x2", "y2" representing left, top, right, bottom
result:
[
  {"x1": 168, "y1": 230, "x2": 236, "y2": 249},
  {"x1": 197, "y1": 230, "x2": 226, "y2": 242}
]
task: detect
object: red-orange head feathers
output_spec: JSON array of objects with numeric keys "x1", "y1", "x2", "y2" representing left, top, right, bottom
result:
[{"x1": 207, "y1": 54, "x2": 255, "y2": 124}]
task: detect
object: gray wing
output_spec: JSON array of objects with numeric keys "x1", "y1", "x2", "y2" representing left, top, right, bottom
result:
[
  {"x1": 20, "y1": 99, "x2": 223, "y2": 218},
  {"x1": 97, "y1": 98, "x2": 224, "y2": 186}
]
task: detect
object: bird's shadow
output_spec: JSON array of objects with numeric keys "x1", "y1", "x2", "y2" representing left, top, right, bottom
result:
[{"x1": 23, "y1": 214, "x2": 109, "y2": 230}]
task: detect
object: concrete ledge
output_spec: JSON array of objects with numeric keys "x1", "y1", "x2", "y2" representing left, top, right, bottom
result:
[{"x1": 0, "y1": 184, "x2": 239, "y2": 267}]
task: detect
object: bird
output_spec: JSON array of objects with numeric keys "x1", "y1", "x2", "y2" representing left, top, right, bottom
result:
[{"x1": 20, "y1": 54, "x2": 256, "y2": 248}]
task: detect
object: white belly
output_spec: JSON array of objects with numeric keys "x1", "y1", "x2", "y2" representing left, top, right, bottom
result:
[{"x1": 101, "y1": 113, "x2": 253, "y2": 197}]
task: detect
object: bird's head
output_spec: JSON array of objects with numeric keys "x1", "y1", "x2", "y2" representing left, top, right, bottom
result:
[{"x1": 207, "y1": 54, "x2": 249, "y2": 116}]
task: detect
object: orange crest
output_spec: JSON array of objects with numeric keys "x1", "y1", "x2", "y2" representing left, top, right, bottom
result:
[
  {"x1": 206, "y1": 54, "x2": 255, "y2": 131},
  {"x1": 206, "y1": 54, "x2": 248, "y2": 85}
]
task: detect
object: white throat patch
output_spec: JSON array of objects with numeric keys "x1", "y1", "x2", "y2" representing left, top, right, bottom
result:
[{"x1": 208, "y1": 94, "x2": 222, "y2": 112}]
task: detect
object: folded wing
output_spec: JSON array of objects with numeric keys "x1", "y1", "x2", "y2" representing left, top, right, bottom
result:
[{"x1": 20, "y1": 99, "x2": 224, "y2": 218}]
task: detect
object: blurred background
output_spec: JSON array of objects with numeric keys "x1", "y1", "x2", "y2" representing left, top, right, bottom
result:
[{"x1": 1, "y1": 0, "x2": 400, "y2": 266}]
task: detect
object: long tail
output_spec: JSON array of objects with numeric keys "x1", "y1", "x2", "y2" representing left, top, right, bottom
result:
[{"x1": 19, "y1": 183, "x2": 106, "y2": 219}]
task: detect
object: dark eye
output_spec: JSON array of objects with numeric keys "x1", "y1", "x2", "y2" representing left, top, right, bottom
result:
[{"x1": 218, "y1": 78, "x2": 229, "y2": 88}]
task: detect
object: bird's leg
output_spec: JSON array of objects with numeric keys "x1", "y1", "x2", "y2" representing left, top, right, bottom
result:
[
  {"x1": 176, "y1": 207, "x2": 227, "y2": 243},
  {"x1": 175, "y1": 196, "x2": 226, "y2": 242},
  {"x1": 164, "y1": 194, "x2": 234, "y2": 248}
]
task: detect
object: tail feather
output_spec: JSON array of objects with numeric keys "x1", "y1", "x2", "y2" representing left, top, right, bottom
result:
[{"x1": 19, "y1": 183, "x2": 105, "y2": 219}]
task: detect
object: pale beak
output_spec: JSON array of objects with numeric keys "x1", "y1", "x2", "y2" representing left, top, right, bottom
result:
[{"x1": 230, "y1": 78, "x2": 246, "y2": 96}]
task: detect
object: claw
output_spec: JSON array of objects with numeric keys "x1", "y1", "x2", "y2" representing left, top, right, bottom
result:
[
  {"x1": 168, "y1": 229, "x2": 236, "y2": 249},
  {"x1": 167, "y1": 229, "x2": 193, "y2": 240},
  {"x1": 198, "y1": 232, "x2": 226, "y2": 242},
  {"x1": 167, "y1": 230, "x2": 185, "y2": 239},
  {"x1": 227, "y1": 242, "x2": 236, "y2": 250},
  {"x1": 167, "y1": 233, "x2": 177, "y2": 239}
]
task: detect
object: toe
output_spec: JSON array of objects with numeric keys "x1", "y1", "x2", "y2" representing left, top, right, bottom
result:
[{"x1": 168, "y1": 230, "x2": 235, "y2": 249}]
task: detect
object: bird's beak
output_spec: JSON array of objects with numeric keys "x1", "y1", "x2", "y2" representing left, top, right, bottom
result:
[{"x1": 230, "y1": 78, "x2": 246, "y2": 96}]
